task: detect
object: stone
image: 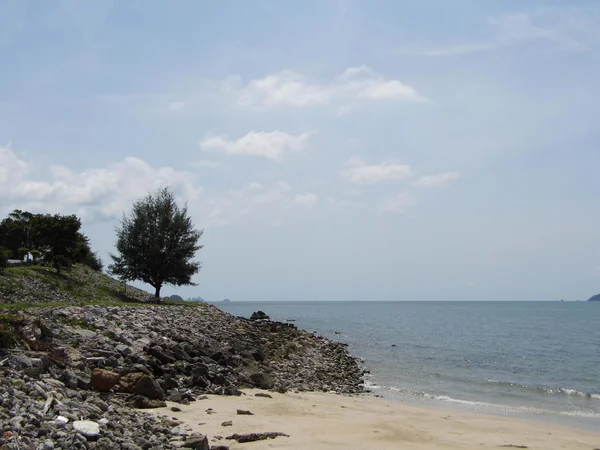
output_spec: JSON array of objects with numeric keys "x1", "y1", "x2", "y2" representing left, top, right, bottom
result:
[
  {"x1": 55, "y1": 416, "x2": 69, "y2": 425},
  {"x1": 226, "y1": 432, "x2": 289, "y2": 443},
  {"x1": 118, "y1": 372, "x2": 146, "y2": 392},
  {"x1": 221, "y1": 421, "x2": 232, "y2": 427},
  {"x1": 182, "y1": 434, "x2": 209, "y2": 449},
  {"x1": 250, "y1": 372, "x2": 274, "y2": 390},
  {"x1": 129, "y1": 395, "x2": 167, "y2": 409},
  {"x1": 236, "y1": 409, "x2": 253, "y2": 415},
  {"x1": 73, "y1": 420, "x2": 100, "y2": 439},
  {"x1": 249, "y1": 311, "x2": 270, "y2": 321},
  {"x1": 255, "y1": 392, "x2": 273, "y2": 398},
  {"x1": 132, "y1": 375, "x2": 165, "y2": 400},
  {"x1": 171, "y1": 406, "x2": 182, "y2": 412},
  {"x1": 91, "y1": 368, "x2": 120, "y2": 392}
]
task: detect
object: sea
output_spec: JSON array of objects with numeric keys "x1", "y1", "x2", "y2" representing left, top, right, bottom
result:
[{"x1": 215, "y1": 301, "x2": 600, "y2": 430}]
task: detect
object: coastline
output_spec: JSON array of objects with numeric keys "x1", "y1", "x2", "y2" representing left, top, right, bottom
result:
[{"x1": 151, "y1": 388, "x2": 600, "y2": 449}]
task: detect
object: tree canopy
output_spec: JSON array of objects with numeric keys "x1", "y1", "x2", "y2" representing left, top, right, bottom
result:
[
  {"x1": 108, "y1": 187, "x2": 203, "y2": 300},
  {"x1": 0, "y1": 210, "x2": 103, "y2": 273}
]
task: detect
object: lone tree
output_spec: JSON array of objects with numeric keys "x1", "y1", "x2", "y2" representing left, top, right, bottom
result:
[{"x1": 109, "y1": 187, "x2": 203, "y2": 301}]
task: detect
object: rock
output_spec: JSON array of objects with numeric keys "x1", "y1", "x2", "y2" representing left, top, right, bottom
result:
[
  {"x1": 129, "y1": 395, "x2": 167, "y2": 409},
  {"x1": 55, "y1": 416, "x2": 69, "y2": 425},
  {"x1": 249, "y1": 311, "x2": 270, "y2": 321},
  {"x1": 118, "y1": 372, "x2": 146, "y2": 392},
  {"x1": 171, "y1": 406, "x2": 182, "y2": 412},
  {"x1": 182, "y1": 434, "x2": 209, "y2": 449},
  {"x1": 211, "y1": 446, "x2": 230, "y2": 450},
  {"x1": 221, "y1": 420, "x2": 232, "y2": 427},
  {"x1": 250, "y1": 372, "x2": 274, "y2": 390},
  {"x1": 255, "y1": 392, "x2": 273, "y2": 398},
  {"x1": 226, "y1": 432, "x2": 289, "y2": 443},
  {"x1": 73, "y1": 420, "x2": 100, "y2": 439},
  {"x1": 132, "y1": 375, "x2": 165, "y2": 400},
  {"x1": 91, "y1": 368, "x2": 120, "y2": 392},
  {"x1": 236, "y1": 409, "x2": 253, "y2": 415}
]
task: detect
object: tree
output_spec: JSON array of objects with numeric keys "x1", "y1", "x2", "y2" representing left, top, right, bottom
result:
[
  {"x1": 0, "y1": 247, "x2": 9, "y2": 273},
  {"x1": 35, "y1": 214, "x2": 82, "y2": 273},
  {"x1": 109, "y1": 187, "x2": 203, "y2": 301},
  {"x1": 0, "y1": 210, "x2": 34, "y2": 258}
]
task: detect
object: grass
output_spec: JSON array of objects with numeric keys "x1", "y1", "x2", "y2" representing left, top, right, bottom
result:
[{"x1": 0, "y1": 264, "x2": 206, "y2": 311}]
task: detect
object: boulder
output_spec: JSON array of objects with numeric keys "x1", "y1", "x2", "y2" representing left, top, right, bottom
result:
[
  {"x1": 249, "y1": 311, "x2": 270, "y2": 321},
  {"x1": 182, "y1": 434, "x2": 209, "y2": 449},
  {"x1": 250, "y1": 372, "x2": 274, "y2": 390},
  {"x1": 132, "y1": 375, "x2": 165, "y2": 400},
  {"x1": 91, "y1": 368, "x2": 120, "y2": 392},
  {"x1": 73, "y1": 420, "x2": 100, "y2": 439},
  {"x1": 118, "y1": 372, "x2": 146, "y2": 393},
  {"x1": 129, "y1": 395, "x2": 167, "y2": 409}
]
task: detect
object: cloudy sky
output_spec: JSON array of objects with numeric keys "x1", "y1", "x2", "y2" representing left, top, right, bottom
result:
[{"x1": 1, "y1": 0, "x2": 599, "y2": 301}]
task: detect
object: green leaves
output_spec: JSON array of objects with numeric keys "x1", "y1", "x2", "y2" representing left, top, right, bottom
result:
[
  {"x1": 109, "y1": 187, "x2": 203, "y2": 299},
  {"x1": 0, "y1": 210, "x2": 101, "y2": 273}
]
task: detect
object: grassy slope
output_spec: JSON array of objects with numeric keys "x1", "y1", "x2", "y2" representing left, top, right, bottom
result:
[{"x1": 0, "y1": 264, "x2": 201, "y2": 310}]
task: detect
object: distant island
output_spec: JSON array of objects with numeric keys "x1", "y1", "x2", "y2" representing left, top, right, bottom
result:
[
  {"x1": 588, "y1": 293, "x2": 600, "y2": 302},
  {"x1": 223, "y1": 298, "x2": 232, "y2": 302}
]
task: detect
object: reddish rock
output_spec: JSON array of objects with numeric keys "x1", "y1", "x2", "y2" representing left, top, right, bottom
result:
[{"x1": 91, "y1": 368, "x2": 120, "y2": 392}]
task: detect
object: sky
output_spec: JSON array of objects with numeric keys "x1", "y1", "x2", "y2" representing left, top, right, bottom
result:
[{"x1": 1, "y1": 0, "x2": 599, "y2": 302}]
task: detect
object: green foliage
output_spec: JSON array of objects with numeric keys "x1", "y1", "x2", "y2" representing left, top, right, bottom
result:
[
  {"x1": 109, "y1": 187, "x2": 203, "y2": 300},
  {"x1": 0, "y1": 210, "x2": 34, "y2": 259},
  {"x1": 34, "y1": 214, "x2": 81, "y2": 273},
  {"x1": 0, "y1": 210, "x2": 102, "y2": 273},
  {"x1": 0, "y1": 247, "x2": 9, "y2": 273}
]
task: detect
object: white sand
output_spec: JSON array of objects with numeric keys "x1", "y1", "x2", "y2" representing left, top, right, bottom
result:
[{"x1": 150, "y1": 389, "x2": 600, "y2": 449}]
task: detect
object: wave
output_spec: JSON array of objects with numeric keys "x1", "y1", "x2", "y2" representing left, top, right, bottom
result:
[{"x1": 485, "y1": 380, "x2": 600, "y2": 400}]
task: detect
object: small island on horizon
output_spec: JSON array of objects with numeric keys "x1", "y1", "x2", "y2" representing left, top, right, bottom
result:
[
  {"x1": 222, "y1": 298, "x2": 232, "y2": 302},
  {"x1": 588, "y1": 293, "x2": 600, "y2": 302}
]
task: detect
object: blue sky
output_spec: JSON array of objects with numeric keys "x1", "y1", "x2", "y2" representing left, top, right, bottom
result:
[{"x1": 1, "y1": 0, "x2": 599, "y2": 301}]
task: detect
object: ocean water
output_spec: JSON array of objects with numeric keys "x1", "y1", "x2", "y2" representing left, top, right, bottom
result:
[{"x1": 215, "y1": 301, "x2": 600, "y2": 430}]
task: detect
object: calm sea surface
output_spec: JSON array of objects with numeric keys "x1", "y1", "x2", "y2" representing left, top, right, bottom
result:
[{"x1": 215, "y1": 301, "x2": 600, "y2": 430}]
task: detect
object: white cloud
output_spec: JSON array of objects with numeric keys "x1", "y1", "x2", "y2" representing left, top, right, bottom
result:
[
  {"x1": 200, "y1": 130, "x2": 314, "y2": 161},
  {"x1": 342, "y1": 157, "x2": 413, "y2": 184},
  {"x1": 415, "y1": 172, "x2": 460, "y2": 188},
  {"x1": 169, "y1": 101, "x2": 185, "y2": 111},
  {"x1": 0, "y1": 146, "x2": 318, "y2": 228},
  {"x1": 294, "y1": 193, "x2": 319, "y2": 206},
  {"x1": 378, "y1": 192, "x2": 417, "y2": 213},
  {"x1": 0, "y1": 145, "x2": 30, "y2": 184},
  {"x1": 224, "y1": 66, "x2": 423, "y2": 109},
  {"x1": 0, "y1": 154, "x2": 201, "y2": 220}
]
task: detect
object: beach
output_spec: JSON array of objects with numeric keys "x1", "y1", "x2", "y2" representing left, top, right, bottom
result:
[{"x1": 151, "y1": 389, "x2": 600, "y2": 449}]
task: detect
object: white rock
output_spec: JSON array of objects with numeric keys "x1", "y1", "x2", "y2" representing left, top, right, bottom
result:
[
  {"x1": 55, "y1": 416, "x2": 69, "y2": 425},
  {"x1": 98, "y1": 418, "x2": 109, "y2": 426},
  {"x1": 73, "y1": 420, "x2": 100, "y2": 438}
]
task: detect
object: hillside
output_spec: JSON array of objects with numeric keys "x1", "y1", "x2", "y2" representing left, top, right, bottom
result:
[
  {"x1": 0, "y1": 264, "x2": 158, "y2": 307},
  {"x1": 0, "y1": 265, "x2": 365, "y2": 449},
  {"x1": 588, "y1": 293, "x2": 600, "y2": 302}
]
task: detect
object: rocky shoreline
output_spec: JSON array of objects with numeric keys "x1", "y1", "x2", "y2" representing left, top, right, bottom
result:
[{"x1": 0, "y1": 303, "x2": 367, "y2": 449}]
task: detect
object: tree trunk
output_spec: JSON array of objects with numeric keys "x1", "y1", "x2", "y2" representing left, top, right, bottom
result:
[{"x1": 154, "y1": 285, "x2": 161, "y2": 303}]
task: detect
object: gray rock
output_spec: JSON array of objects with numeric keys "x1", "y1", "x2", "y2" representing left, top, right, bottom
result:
[
  {"x1": 182, "y1": 434, "x2": 209, "y2": 449},
  {"x1": 73, "y1": 420, "x2": 100, "y2": 439}
]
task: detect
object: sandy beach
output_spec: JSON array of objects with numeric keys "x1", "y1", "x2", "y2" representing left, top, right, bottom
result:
[{"x1": 150, "y1": 389, "x2": 600, "y2": 449}]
